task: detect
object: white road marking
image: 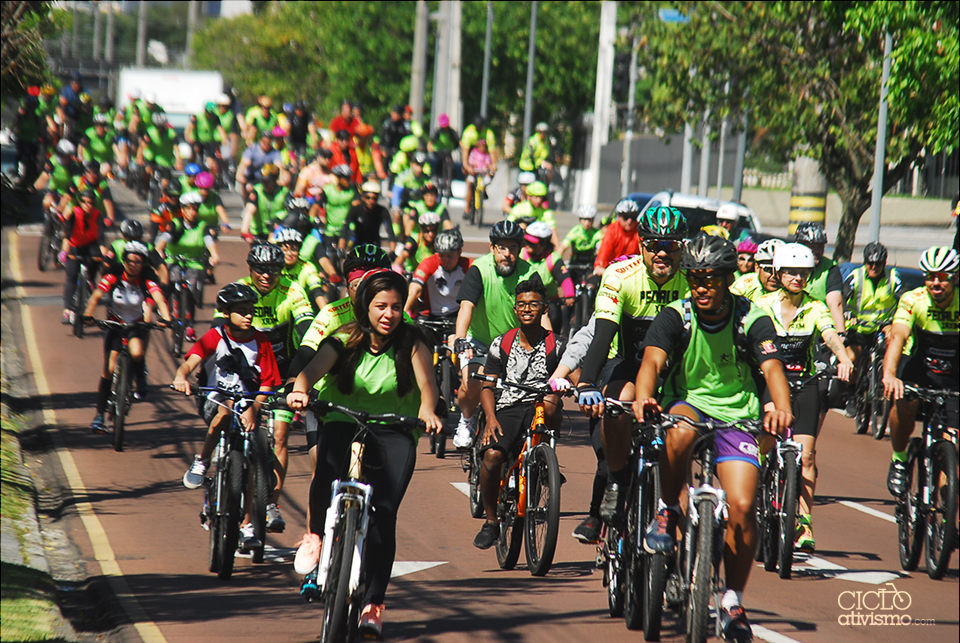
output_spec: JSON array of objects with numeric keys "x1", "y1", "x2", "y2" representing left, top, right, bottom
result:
[
  {"x1": 391, "y1": 561, "x2": 447, "y2": 578},
  {"x1": 451, "y1": 482, "x2": 471, "y2": 497},
  {"x1": 838, "y1": 500, "x2": 897, "y2": 524},
  {"x1": 753, "y1": 624, "x2": 807, "y2": 643},
  {"x1": 794, "y1": 555, "x2": 903, "y2": 585}
]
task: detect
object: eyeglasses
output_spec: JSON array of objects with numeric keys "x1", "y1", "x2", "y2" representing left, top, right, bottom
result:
[
  {"x1": 781, "y1": 267, "x2": 812, "y2": 280},
  {"x1": 757, "y1": 262, "x2": 774, "y2": 272},
  {"x1": 642, "y1": 238, "x2": 683, "y2": 253},
  {"x1": 686, "y1": 273, "x2": 725, "y2": 289},
  {"x1": 925, "y1": 271, "x2": 954, "y2": 283},
  {"x1": 493, "y1": 243, "x2": 519, "y2": 255},
  {"x1": 618, "y1": 213, "x2": 639, "y2": 221},
  {"x1": 252, "y1": 266, "x2": 281, "y2": 276},
  {"x1": 124, "y1": 257, "x2": 144, "y2": 265},
  {"x1": 514, "y1": 301, "x2": 544, "y2": 311}
]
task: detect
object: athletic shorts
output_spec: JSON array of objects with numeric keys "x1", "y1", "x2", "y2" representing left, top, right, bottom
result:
[
  {"x1": 666, "y1": 401, "x2": 760, "y2": 468},
  {"x1": 761, "y1": 377, "x2": 820, "y2": 437},
  {"x1": 479, "y1": 403, "x2": 535, "y2": 458},
  {"x1": 103, "y1": 324, "x2": 148, "y2": 355},
  {"x1": 600, "y1": 357, "x2": 638, "y2": 402},
  {"x1": 898, "y1": 357, "x2": 959, "y2": 428}
]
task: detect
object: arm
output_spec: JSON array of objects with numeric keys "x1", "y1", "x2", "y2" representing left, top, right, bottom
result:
[
  {"x1": 632, "y1": 345, "x2": 669, "y2": 419},
  {"x1": 405, "y1": 282, "x2": 423, "y2": 316},
  {"x1": 215, "y1": 203, "x2": 230, "y2": 228},
  {"x1": 172, "y1": 353, "x2": 204, "y2": 395},
  {"x1": 83, "y1": 288, "x2": 106, "y2": 318},
  {"x1": 821, "y1": 328, "x2": 854, "y2": 382},
  {"x1": 240, "y1": 201, "x2": 257, "y2": 236},
  {"x1": 286, "y1": 342, "x2": 339, "y2": 409},
  {"x1": 826, "y1": 290, "x2": 846, "y2": 334},
  {"x1": 454, "y1": 300, "x2": 475, "y2": 349},
  {"x1": 411, "y1": 340, "x2": 443, "y2": 433},
  {"x1": 882, "y1": 322, "x2": 911, "y2": 401}
]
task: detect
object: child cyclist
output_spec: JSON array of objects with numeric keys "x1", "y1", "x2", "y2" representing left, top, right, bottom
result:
[{"x1": 173, "y1": 283, "x2": 282, "y2": 552}]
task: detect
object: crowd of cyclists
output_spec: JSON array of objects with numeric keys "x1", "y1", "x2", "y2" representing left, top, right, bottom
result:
[{"x1": 11, "y1": 77, "x2": 958, "y2": 643}]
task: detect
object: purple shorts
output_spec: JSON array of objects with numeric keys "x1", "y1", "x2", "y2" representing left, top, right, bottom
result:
[{"x1": 666, "y1": 402, "x2": 760, "y2": 469}]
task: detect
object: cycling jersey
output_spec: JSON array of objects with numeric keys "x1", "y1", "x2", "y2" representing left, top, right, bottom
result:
[
  {"x1": 43, "y1": 157, "x2": 77, "y2": 194},
  {"x1": 430, "y1": 126, "x2": 460, "y2": 152},
  {"x1": 345, "y1": 202, "x2": 394, "y2": 247},
  {"x1": 805, "y1": 256, "x2": 842, "y2": 302},
  {"x1": 320, "y1": 183, "x2": 356, "y2": 235},
  {"x1": 461, "y1": 125, "x2": 496, "y2": 154},
  {"x1": 191, "y1": 111, "x2": 219, "y2": 144},
  {"x1": 456, "y1": 254, "x2": 543, "y2": 345},
  {"x1": 413, "y1": 255, "x2": 471, "y2": 316},
  {"x1": 844, "y1": 266, "x2": 903, "y2": 334},
  {"x1": 563, "y1": 224, "x2": 604, "y2": 262},
  {"x1": 730, "y1": 271, "x2": 766, "y2": 303},
  {"x1": 756, "y1": 290, "x2": 834, "y2": 377},
  {"x1": 518, "y1": 133, "x2": 549, "y2": 172},
  {"x1": 283, "y1": 259, "x2": 324, "y2": 303},
  {"x1": 97, "y1": 272, "x2": 162, "y2": 323},
  {"x1": 82, "y1": 126, "x2": 116, "y2": 163},
  {"x1": 215, "y1": 110, "x2": 236, "y2": 140},
  {"x1": 247, "y1": 184, "x2": 289, "y2": 236},
  {"x1": 508, "y1": 200, "x2": 556, "y2": 229},
  {"x1": 594, "y1": 220, "x2": 640, "y2": 270},
  {"x1": 300, "y1": 297, "x2": 354, "y2": 351},
  {"x1": 521, "y1": 250, "x2": 574, "y2": 300},
  {"x1": 245, "y1": 107, "x2": 279, "y2": 136},
  {"x1": 197, "y1": 193, "x2": 225, "y2": 230},
  {"x1": 160, "y1": 219, "x2": 214, "y2": 270},
  {"x1": 141, "y1": 123, "x2": 178, "y2": 167},
  {"x1": 893, "y1": 287, "x2": 959, "y2": 377},
  {"x1": 188, "y1": 326, "x2": 280, "y2": 394}
]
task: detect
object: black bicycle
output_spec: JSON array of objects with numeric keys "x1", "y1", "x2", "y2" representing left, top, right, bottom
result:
[
  {"x1": 852, "y1": 330, "x2": 891, "y2": 439},
  {"x1": 568, "y1": 261, "x2": 596, "y2": 335},
  {"x1": 37, "y1": 206, "x2": 66, "y2": 272},
  {"x1": 897, "y1": 384, "x2": 959, "y2": 580},
  {"x1": 166, "y1": 255, "x2": 204, "y2": 358},
  {"x1": 418, "y1": 317, "x2": 458, "y2": 458},
  {"x1": 70, "y1": 254, "x2": 102, "y2": 338}
]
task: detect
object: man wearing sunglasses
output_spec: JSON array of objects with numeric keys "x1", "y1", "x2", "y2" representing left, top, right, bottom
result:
[
  {"x1": 731, "y1": 238, "x2": 784, "y2": 303},
  {"x1": 577, "y1": 206, "x2": 689, "y2": 524},
  {"x1": 882, "y1": 246, "x2": 959, "y2": 498},
  {"x1": 843, "y1": 242, "x2": 904, "y2": 363}
]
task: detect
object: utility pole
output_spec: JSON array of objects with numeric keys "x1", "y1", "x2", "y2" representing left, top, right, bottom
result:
[
  {"x1": 868, "y1": 32, "x2": 893, "y2": 244},
  {"x1": 105, "y1": 5, "x2": 115, "y2": 63},
  {"x1": 715, "y1": 80, "x2": 730, "y2": 199},
  {"x1": 430, "y1": 2, "x2": 450, "y2": 131},
  {"x1": 480, "y1": 2, "x2": 493, "y2": 119},
  {"x1": 186, "y1": 0, "x2": 199, "y2": 69},
  {"x1": 448, "y1": 0, "x2": 462, "y2": 131},
  {"x1": 93, "y1": 3, "x2": 102, "y2": 61},
  {"x1": 680, "y1": 122, "x2": 694, "y2": 193},
  {"x1": 732, "y1": 114, "x2": 747, "y2": 202},
  {"x1": 587, "y1": 1, "x2": 617, "y2": 205},
  {"x1": 136, "y1": 0, "x2": 147, "y2": 67},
  {"x1": 522, "y1": 1, "x2": 539, "y2": 145},
  {"x1": 621, "y1": 31, "x2": 638, "y2": 198},
  {"x1": 71, "y1": 3, "x2": 80, "y2": 60},
  {"x1": 410, "y1": 0, "x2": 428, "y2": 125},
  {"x1": 697, "y1": 112, "x2": 711, "y2": 197}
]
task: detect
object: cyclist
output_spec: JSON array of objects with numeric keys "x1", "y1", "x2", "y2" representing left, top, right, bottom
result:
[
  {"x1": 577, "y1": 206, "x2": 689, "y2": 522},
  {"x1": 755, "y1": 243, "x2": 853, "y2": 552},
  {"x1": 242, "y1": 95, "x2": 279, "y2": 145},
  {"x1": 522, "y1": 221, "x2": 574, "y2": 332},
  {"x1": 461, "y1": 115, "x2": 498, "y2": 212},
  {"x1": 105, "y1": 219, "x2": 162, "y2": 277},
  {"x1": 715, "y1": 203, "x2": 751, "y2": 243},
  {"x1": 882, "y1": 246, "x2": 959, "y2": 497},
  {"x1": 236, "y1": 130, "x2": 285, "y2": 200},
  {"x1": 328, "y1": 98, "x2": 359, "y2": 137},
  {"x1": 148, "y1": 182, "x2": 182, "y2": 242},
  {"x1": 185, "y1": 101, "x2": 225, "y2": 171},
  {"x1": 60, "y1": 160, "x2": 116, "y2": 225},
  {"x1": 295, "y1": 148, "x2": 335, "y2": 200},
  {"x1": 404, "y1": 182, "x2": 452, "y2": 236},
  {"x1": 593, "y1": 197, "x2": 641, "y2": 276},
  {"x1": 241, "y1": 164, "x2": 289, "y2": 244},
  {"x1": 380, "y1": 104, "x2": 411, "y2": 170},
  {"x1": 394, "y1": 212, "x2": 440, "y2": 273},
  {"x1": 736, "y1": 239, "x2": 758, "y2": 277},
  {"x1": 275, "y1": 228, "x2": 327, "y2": 312},
  {"x1": 354, "y1": 123, "x2": 385, "y2": 180},
  {"x1": 519, "y1": 121, "x2": 552, "y2": 179},
  {"x1": 502, "y1": 171, "x2": 539, "y2": 216},
  {"x1": 137, "y1": 111, "x2": 181, "y2": 192},
  {"x1": 84, "y1": 241, "x2": 171, "y2": 432},
  {"x1": 451, "y1": 221, "x2": 546, "y2": 448},
  {"x1": 406, "y1": 228, "x2": 470, "y2": 318},
  {"x1": 794, "y1": 222, "x2": 845, "y2": 332},
  {"x1": 844, "y1": 241, "x2": 904, "y2": 364},
  {"x1": 635, "y1": 233, "x2": 793, "y2": 643},
  {"x1": 318, "y1": 164, "x2": 359, "y2": 241},
  {"x1": 329, "y1": 129, "x2": 360, "y2": 183},
  {"x1": 508, "y1": 181, "x2": 559, "y2": 247},
  {"x1": 174, "y1": 283, "x2": 281, "y2": 551},
  {"x1": 35, "y1": 139, "x2": 80, "y2": 215},
  {"x1": 60, "y1": 190, "x2": 107, "y2": 325},
  {"x1": 213, "y1": 93, "x2": 239, "y2": 160},
  {"x1": 287, "y1": 100, "x2": 315, "y2": 162},
  {"x1": 473, "y1": 274, "x2": 565, "y2": 549},
  {"x1": 79, "y1": 113, "x2": 119, "y2": 176},
  {"x1": 194, "y1": 171, "x2": 231, "y2": 236},
  {"x1": 731, "y1": 238, "x2": 784, "y2": 303},
  {"x1": 287, "y1": 269, "x2": 442, "y2": 640},
  {"x1": 561, "y1": 205, "x2": 604, "y2": 269},
  {"x1": 343, "y1": 181, "x2": 396, "y2": 250},
  {"x1": 428, "y1": 113, "x2": 460, "y2": 190},
  {"x1": 391, "y1": 152, "x2": 431, "y2": 229}
]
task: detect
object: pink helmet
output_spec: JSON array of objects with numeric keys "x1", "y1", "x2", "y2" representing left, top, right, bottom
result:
[
  {"x1": 195, "y1": 171, "x2": 214, "y2": 189},
  {"x1": 737, "y1": 239, "x2": 759, "y2": 254},
  {"x1": 272, "y1": 125, "x2": 287, "y2": 138},
  {"x1": 438, "y1": 113, "x2": 450, "y2": 128}
]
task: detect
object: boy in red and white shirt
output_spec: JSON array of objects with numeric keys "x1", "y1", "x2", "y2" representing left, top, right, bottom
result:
[{"x1": 405, "y1": 228, "x2": 471, "y2": 319}]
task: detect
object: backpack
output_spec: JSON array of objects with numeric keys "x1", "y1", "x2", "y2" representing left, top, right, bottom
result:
[{"x1": 498, "y1": 327, "x2": 560, "y2": 378}]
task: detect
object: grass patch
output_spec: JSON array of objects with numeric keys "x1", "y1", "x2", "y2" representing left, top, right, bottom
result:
[{"x1": 1, "y1": 415, "x2": 31, "y2": 524}]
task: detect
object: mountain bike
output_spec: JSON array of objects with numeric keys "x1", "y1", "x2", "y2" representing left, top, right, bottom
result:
[
  {"x1": 298, "y1": 400, "x2": 424, "y2": 643},
  {"x1": 471, "y1": 373, "x2": 568, "y2": 576},
  {"x1": 852, "y1": 330, "x2": 890, "y2": 439},
  {"x1": 897, "y1": 384, "x2": 959, "y2": 580},
  {"x1": 418, "y1": 317, "x2": 458, "y2": 458},
  {"x1": 37, "y1": 206, "x2": 66, "y2": 272},
  {"x1": 71, "y1": 255, "x2": 103, "y2": 339},
  {"x1": 567, "y1": 260, "x2": 596, "y2": 335},
  {"x1": 166, "y1": 255, "x2": 202, "y2": 358},
  {"x1": 466, "y1": 173, "x2": 492, "y2": 227}
]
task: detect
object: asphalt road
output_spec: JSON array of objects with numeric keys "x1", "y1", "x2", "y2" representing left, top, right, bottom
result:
[{"x1": 1, "y1": 183, "x2": 957, "y2": 643}]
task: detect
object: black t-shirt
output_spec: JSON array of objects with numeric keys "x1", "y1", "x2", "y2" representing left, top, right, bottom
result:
[
  {"x1": 825, "y1": 265, "x2": 842, "y2": 295},
  {"x1": 457, "y1": 265, "x2": 485, "y2": 305},
  {"x1": 345, "y1": 203, "x2": 395, "y2": 246},
  {"x1": 288, "y1": 112, "x2": 310, "y2": 144}
]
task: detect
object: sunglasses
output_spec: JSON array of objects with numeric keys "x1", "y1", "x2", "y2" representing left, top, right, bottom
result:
[
  {"x1": 925, "y1": 271, "x2": 954, "y2": 283},
  {"x1": 361, "y1": 194, "x2": 378, "y2": 200},
  {"x1": 687, "y1": 273, "x2": 726, "y2": 289},
  {"x1": 642, "y1": 239, "x2": 683, "y2": 253},
  {"x1": 781, "y1": 268, "x2": 812, "y2": 280},
  {"x1": 253, "y1": 266, "x2": 281, "y2": 276}
]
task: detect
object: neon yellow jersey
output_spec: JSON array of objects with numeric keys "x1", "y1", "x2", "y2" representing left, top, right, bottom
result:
[
  {"x1": 756, "y1": 290, "x2": 834, "y2": 376},
  {"x1": 731, "y1": 272, "x2": 767, "y2": 303},
  {"x1": 301, "y1": 296, "x2": 354, "y2": 352},
  {"x1": 893, "y1": 287, "x2": 959, "y2": 374}
]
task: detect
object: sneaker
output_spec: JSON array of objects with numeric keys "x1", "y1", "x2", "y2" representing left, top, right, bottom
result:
[
  {"x1": 182, "y1": 455, "x2": 208, "y2": 489},
  {"x1": 598, "y1": 479, "x2": 622, "y2": 524},
  {"x1": 643, "y1": 506, "x2": 680, "y2": 553},
  {"x1": 887, "y1": 459, "x2": 907, "y2": 497},
  {"x1": 61, "y1": 310, "x2": 74, "y2": 325},
  {"x1": 844, "y1": 398, "x2": 858, "y2": 418},
  {"x1": 185, "y1": 327, "x2": 198, "y2": 342},
  {"x1": 796, "y1": 523, "x2": 815, "y2": 553},
  {"x1": 133, "y1": 377, "x2": 148, "y2": 401},
  {"x1": 720, "y1": 605, "x2": 754, "y2": 643},
  {"x1": 266, "y1": 503, "x2": 286, "y2": 533},
  {"x1": 572, "y1": 515, "x2": 602, "y2": 544},
  {"x1": 293, "y1": 533, "x2": 322, "y2": 575},
  {"x1": 453, "y1": 415, "x2": 475, "y2": 449},
  {"x1": 358, "y1": 603, "x2": 384, "y2": 639},
  {"x1": 473, "y1": 521, "x2": 498, "y2": 550},
  {"x1": 299, "y1": 572, "x2": 320, "y2": 601},
  {"x1": 89, "y1": 413, "x2": 107, "y2": 434},
  {"x1": 239, "y1": 523, "x2": 261, "y2": 552}
]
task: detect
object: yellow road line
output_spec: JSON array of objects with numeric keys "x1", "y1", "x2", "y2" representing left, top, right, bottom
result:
[{"x1": 10, "y1": 230, "x2": 168, "y2": 643}]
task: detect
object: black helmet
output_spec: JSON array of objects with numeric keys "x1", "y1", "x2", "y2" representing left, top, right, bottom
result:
[
  {"x1": 489, "y1": 220, "x2": 525, "y2": 243},
  {"x1": 84, "y1": 159, "x2": 100, "y2": 174},
  {"x1": 284, "y1": 193, "x2": 310, "y2": 213},
  {"x1": 216, "y1": 282, "x2": 259, "y2": 310},
  {"x1": 794, "y1": 222, "x2": 827, "y2": 245},
  {"x1": 120, "y1": 219, "x2": 143, "y2": 241},
  {"x1": 246, "y1": 243, "x2": 284, "y2": 271},
  {"x1": 332, "y1": 164, "x2": 352, "y2": 178},
  {"x1": 163, "y1": 182, "x2": 182, "y2": 197},
  {"x1": 434, "y1": 228, "x2": 464, "y2": 253},
  {"x1": 681, "y1": 233, "x2": 738, "y2": 273},
  {"x1": 79, "y1": 189, "x2": 98, "y2": 201},
  {"x1": 343, "y1": 244, "x2": 390, "y2": 275},
  {"x1": 863, "y1": 241, "x2": 888, "y2": 264},
  {"x1": 354, "y1": 269, "x2": 409, "y2": 334},
  {"x1": 281, "y1": 210, "x2": 312, "y2": 232}
]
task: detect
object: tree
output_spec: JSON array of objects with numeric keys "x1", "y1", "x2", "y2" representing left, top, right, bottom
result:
[
  {"x1": 1, "y1": 1, "x2": 64, "y2": 102},
  {"x1": 630, "y1": 1, "x2": 959, "y2": 261}
]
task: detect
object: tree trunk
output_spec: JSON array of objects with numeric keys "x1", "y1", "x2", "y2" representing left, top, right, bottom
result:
[{"x1": 834, "y1": 197, "x2": 866, "y2": 263}]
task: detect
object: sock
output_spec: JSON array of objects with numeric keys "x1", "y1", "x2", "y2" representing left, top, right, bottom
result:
[
  {"x1": 96, "y1": 377, "x2": 112, "y2": 413},
  {"x1": 798, "y1": 514, "x2": 812, "y2": 527},
  {"x1": 721, "y1": 589, "x2": 744, "y2": 611},
  {"x1": 892, "y1": 450, "x2": 907, "y2": 463},
  {"x1": 133, "y1": 359, "x2": 146, "y2": 381}
]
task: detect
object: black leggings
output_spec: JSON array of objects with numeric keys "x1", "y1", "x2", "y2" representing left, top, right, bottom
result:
[{"x1": 309, "y1": 422, "x2": 417, "y2": 606}]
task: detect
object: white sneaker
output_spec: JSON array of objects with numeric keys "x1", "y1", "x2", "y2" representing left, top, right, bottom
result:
[
  {"x1": 452, "y1": 415, "x2": 475, "y2": 449},
  {"x1": 239, "y1": 523, "x2": 260, "y2": 552},
  {"x1": 182, "y1": 455, "x2": 208, "y2": 489}
]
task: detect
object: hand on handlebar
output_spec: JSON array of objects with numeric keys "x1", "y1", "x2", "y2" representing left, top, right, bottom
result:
[
  {"x1": 577, "y1": 384, "x2": 604, "y2": 418},
  {"x1": 836, "y1": 362, "x2": 852, "y2": 383},
  {"x1": 286, "y1": 390, "x2": 310, "y2": 411},
  {"x1": 549, "y1": 377, "x2": 572, "y2": 393},
  {"x1": 632, "y1": 397, "x2": 662, "y2": 424},
  {"x1": 171, "y1": 377, "x2": 192, "y2": 396},
  {"x1": 763, "y1": 407, "x2": 793, "y2": 437},
  {"x1": 453, "y1": 337, "x2": 473, "y2": 360},
  {"x1": 239, "y1": 405, "x2": 257, "y2": 432},
  {"x1": 419, "y1": 406, "x2": 444, "y2": 435}
]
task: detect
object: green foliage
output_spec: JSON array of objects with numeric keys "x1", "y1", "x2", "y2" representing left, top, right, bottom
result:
[{"x1": 1, "y1": 1, "x2": 66, "y2": 102}]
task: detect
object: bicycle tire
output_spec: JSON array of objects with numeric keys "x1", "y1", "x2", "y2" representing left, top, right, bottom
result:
[
  {"x1": 897, "y1": 439, "x2": 924, "y2": 571},
  {"x1": 468, "y1": 416, "x2": 485, "y2": 519},
  {"x1": 854, "y1": 363, "x2": 871, "y2": 434},
  {"x1": 112, "y1": 353, "x2": 131, "y2": 451},
  {"x1": 642, "y1": 471, "x2": 666, "y2": 638},
  {"x1": 72, "y1": 270, "x2": 88, "y2": 338},
  {"x1": 209, "y1": 474, "x2": 223, "y2": 574},
  {"x1": 524, "y1": 444, "x2": 561, "y2": 576},
  {"x1": 37, "y1": 232, "x2": 53, "y2": 272},
  {"x1": 171, "y1": 288, "x2": 186, "y2": 357},
  {"x1": 605, "y1": 528, "x2": 625, "y2": 617},
  {"x1": 495, "y1": 471, "x2": 524, "y2": 570},
  {"x1": 475, "y1": 185, "x2": 485, "y2": 227},
  {"x1": 924, "y1": 440, "x2": 958, "y2": 579},
  {"x1": 623, "y1": 467, "x2": 648, "y2": 629},
  {"x1": 321, "y1": 503, "x2": 357, "y2": 643},
  {"x1": 687, "y1": 497, "x2": 716, "y2": 643},
  {"x1": 217, "y1": 450, "x2": 244, "y2": 580},
  {"x1": 870, "y1": 356, "x2": 890, "y2": 440},
  {"x1": 250, "y1": 426, "x2": 272, "y2": 564},
  {"x1": 761, "y1": 463, "x2": 778, "y2": 572},
  {"x1": 777, "y1": 449, "x2": 800, "y2": 579}
]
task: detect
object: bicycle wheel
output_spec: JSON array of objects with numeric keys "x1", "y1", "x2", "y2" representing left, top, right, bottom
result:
[
  {"x1": 72, "y1": 271, "x2": 88, "y2": 338},
  {"x1": 112, "y1": 353, "x2": 131, "y2": 451},
  {"x1": 495, "y1": 471, "x2": 524, "y2": 570},
  {"x1": 468, "y1": 417, "x2": 485, "y2": 519},
  {"x1": 687, "y1": 497, "x2": 716, "y2": 643},
  {"x1": 171, "y1": 288, "x2": 186, "y2": 357},
  {"x1": 777, "y1": 449, "x2": 800, "y2": 579},
  {"x1": 924, "y1": 440, "x2": 958, "y2": 579},
  {"x1": 475, "y1": 187, "x2": 485, "y2": 227},
  {"x1": 217, "y1": 450, "x2": 244, "y2": 580},
  {"x1": 524, "y1": 444, "x2": 561, "y2": 576},
  {"x1": 37, "y1": 231, "x2": 54, "y2": 272},
  {"x1": 623, "y1": 469, "x2": 647, "y2": 629},
  {"x1": 642, "y1": 473, "x2": 666, "y2": 638},
  {"x1": 250, "y1": 426, "x2": 272, "y2": 564},
  {"x1": 605, "y1": 529, "x2": 625, "y2": 617},
  {"x1": 321, "y1": 503, "x2": 357, "y2": 643},
  {"x1": 897, "y1": 439, "x2": 924, "y2": 571},
  {"x1": 761, "y1": 463, "x2": 778, "y2": 572},
  {"x1": 209, "y1": 474, "x2": 222, "y2": 574},
  {"x1": 870, "y1": 356, "x2": 890, "y2": 440},
  {"x1": 854, "y1": 364, "x2": 871, "y2": 434}
]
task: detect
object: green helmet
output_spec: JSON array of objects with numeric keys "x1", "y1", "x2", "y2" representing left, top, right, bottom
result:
[
  {"x1": 343, "y1": 243, "x2": 390, "y2": 275},
  {"x1": 526, "y1": 181, "x2": 548, "y2": 197},
  {"x1": 638, "y1": 206, "x2": 687, "y2": 239}
]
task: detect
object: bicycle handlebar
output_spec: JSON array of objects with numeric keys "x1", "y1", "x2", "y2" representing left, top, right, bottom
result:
[
  {"x1": 789, "y1": 364, "x2": 838, "y2": 392},
  {"x1": 903, "y1": 383, "x2": 960, "y2": 402},
  {"x1": 168, "y1": 385, "x2": 284, "y2": 402},
  {"x1": 471, "y1": 373, "x2": 573, "y2": 398},
  {"x1": 603, "y1": 398, "x2": 764, "y2": 435},
  {"x1": 92, "y1": 319, "x2": 167, "y2": 331},
  {"x1": 309, "y1": 399, "x2": 425, "y2": 430}
]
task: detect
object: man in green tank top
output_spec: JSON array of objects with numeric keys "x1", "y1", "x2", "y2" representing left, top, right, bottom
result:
[{"x1": 241, "y1": 164, "x2": 289, "y2": 242}]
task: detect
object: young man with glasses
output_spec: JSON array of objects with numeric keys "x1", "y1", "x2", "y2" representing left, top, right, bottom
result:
[{"x1": 882, "y1": 246, "x2": 959, "y2": 497}]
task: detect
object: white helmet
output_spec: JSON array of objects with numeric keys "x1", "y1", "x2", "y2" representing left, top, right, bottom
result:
[
  {"x1": 178, "y1": 142, "x2": 193, "y2": 160},
  {"x1": 576, "y1": 205, "x2": 598, "y2": 220},
  {"x1": 518, "y1": 171, "x2": 537, "y2": 186},
  {"x1": 56, "y1": 139, "x2": 76, "y2": 156},
  {"x1": 918, "y1": 246, "x2": 960, "y2": 274},
  {"x1": 215, "y1": 93, "x2": 231, "y2": 106},
  {"x1": 535, "y1": 121, "x2": 549, "y2": 132},
  {"x1": 755, "y1": 238, "x2": 784, "y2": 263},
  {"x1": 179, "y1": 191, "x2": 203, "y2": 206},
  {"x1": 275, "y1": 227, "x2": 303, "y2": 245},
  {"x1": 418, "y1": 212, "x2": 441, "y2": 227},
  {"x1": 716, "y1": 203, "x2": 739, "y2": 221},
  {"x1": 144, "y1": 91, "x2": 158, "y2": 104},
  {"x1": 774, "y1": 243, "x2": 816, "y2": 271},
  {"x1": 524, "y1": 220, "x2": 553, "y2": 241},
  {"x1": 128, "y1": 89, "x2": 141, "y2": 101}
]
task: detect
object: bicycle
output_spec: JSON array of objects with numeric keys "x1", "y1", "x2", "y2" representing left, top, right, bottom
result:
[
  {"x1": 166, "y1": 255, "x2": 204, "y2": 358},
  {"x1": 466, "y1": 173, "x2": 492, "y2": 228},
  {"x1": 37, "y1": 205, "x2": 66, "y2": 272},
  {"x1": 851, "y1": 330, "x2": 891, "y2": 439},
  {"x1": 417, "y1": 317, "x2": 458, "y2": 458},
  {"x1": 92, "y1": 319, "x2": 165, "y2": 451},
  {"x1": 567, "y1": 260, "x2": 596, "y2": 335},
  {"x1": 70, "y1": 254, "x2": 102, "y2": 339},
  {"x1": 471, "y1": 373, "x2": 566, "y2": 576},
  {"x1": 298, "y1": 400, "x2": 424, "y2": 643},
  {"x1": 897, "y1": 383, "x2": 959, "y2": 580}
]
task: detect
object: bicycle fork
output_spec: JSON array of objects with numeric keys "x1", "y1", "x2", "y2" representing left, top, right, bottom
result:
[{"x1": 317, "y1": 480, "x2": 372, "y2": 594}]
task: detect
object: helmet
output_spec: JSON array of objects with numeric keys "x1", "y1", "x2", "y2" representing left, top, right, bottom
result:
[
  {"x1": 216, "y1": 282, "x2": 259, "y2": 310},
  {"x1": 195, "y1": 172, "x2": 214, "y2": 189},
  {"x1": 700, "y1": 224, "x2": 730, "y2": 239},
  {"x1": 343, "y1": 244, "x2": 391, "y2": 275},
  {"x1": 411, "y1": 151, "x2": 428, "y2": 166},
  {"x1": 257, "y1": 95, "x2": 273, "y2": 108},
  {"x1": 434, "y1": 228, "x2": 464, "y2": 253},
  {"x1": 78, "y1": 189, "x2": 98, "y2": 202},
  {"x1": 98, "y1": 95, "x2": 112, "y2": 108},
  {"x1": 281, "y1": 211, "x2": 312, "y2": 231},
  {"x1": 122, "y1": 241, "x2": 150, "y2": 260},
  {"x1": 261, "y1": 163, "x2": 280, "y2": 180},
  {"x1": 577, "y1": 205, "x2": 598, "y2": 220},
  {"x1": 284, "y1": 194, "x2": 310, "y2": 212},
  {"x1": 863, "y1": 242, "x2": 888, "y2": 264},
  {"x1": 614, "y1": 198, "x2": 640, "y2": 217},
  {"x1": 918, "y1": 246, "x2": 960, "y2": 273},
  {"x1": 215, "y1": 93, "x2": 231, "y2": 106},
  {"x1": 715, "y1": 203, "x2": 739, "y2": 221},
  {"x1": 681, "y1": 233, "x2": 739, "y2": 273},
  {"x1": 638, "y1": 206, "x2": 688, "y2": 239},
  {"x1": 120, "y1": 219, "x2": 144, "y2": 241},
  {"x1": 56, "y1": 139, "x2": 76, "y2": 156},
  {"x1": 205, "y1": 101, "x2": 216, "y2": 112},
  {"x1": 246, "y1": 243, "x2": 284, "y2": 271},
  {"x1": 163, "y1": 182, "x2": 183, "y2": 197},
  {"x1": 151, "y1": 112, "x2": 167, "y2": 126},
  {"x1": 524, "y1": 221, "x2": 553, "y2": 242},
  {"x1": 354, "y1": 269, "x2": 409, "y2": 333},
  {"x1": 755, "y1": 239, "x2": 784, "y2": 263},
  {"x1": 93, "y1": 113, "x2": 109, "y2": 125},
  {"x1": 83, "y1": 159, "x2": 100, "y2": 175},
  {"x1": 794, "y1": 222, "x2": 827, "y2": 245},
  {"x1": 526, "y1": 181, "x2": 548, "y2": 197},
  {"x1": 144, "y1": 91, "x2": 158, "y2": 104},
  {"x1": 275, "y1": 227, "x2": 303, "y2": 245},
  {"x1": 489, "y1": 220, "x2": 525, "y2": 243},
  {"x1": 421, "y1": 182, "x2": 439, "y2": 196},
  {"x1": 736, "y1": 239, "x2": 758, "y2": 254},
  {"x1": 773, "y1": 243, "x2": 816, "y2": 271},
  {"x1": 184, "y1": 163, "x2": 202, "y2": 177},
  {"x1": 418, "y1": 212, "x2": 441, "y2": 228},
  {"x1": 179, "y1": 191, "x2": 203, "y2": 206},
  {"x1": 535, "y1": 121, "x2": 549, "y2": 132},
  {"x1": 518, "y1": 171, "x2": 537, "y2": 186},
  {"x1": 178, "y1": 141, "x2": 194, "y2": 160},
  {"x1": 438, "y1": 113, "x2": 450, "y2": 128},
  {"x1": 331, "y1": 164, "x2": 352, "y2": 179},
  {"x1": 272, "y1": 125, "x2": 287, "y2": 138},
  {"x1": 360, "y1": 181, "x2": 381, "y2": 195}
]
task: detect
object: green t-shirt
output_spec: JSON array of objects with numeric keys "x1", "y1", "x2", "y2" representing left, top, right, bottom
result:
[
  {"x1": 464, "y1": 254, "x2": 543, "y2": 345},
  {"x1": 508, "y1": 200, "x2": 556, "y2": 229},
  {"x1": 249, "y1": 184, "x2": 289, "y2": 235},
  {"x1": 163, "y1": 219, "x2": 213, "y2": 270},
  {"x1": 193, "y1": 111, "x2": 218, "y2": 143},
  {"x1": 142, "y1": 123, "x2": 178, "y2": 167},
  {"x1": 197, "y1": 193, "x2": 224, "y2": 229},
  {"x1": 322, "y1": 183, "x2": 355, "y2": 234},
  {"x1": 82, "y1": 126, "x2": 116, "y2": 163},
  {"x1": 563, "y1": 224, "x2": 604, "y2": 260},
  {"x1": 805, "y1": 256, "x2": 837, "y2": 303},
  {"x1": 245, "y1": 107, "x2": 279, "y2": 135}
]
